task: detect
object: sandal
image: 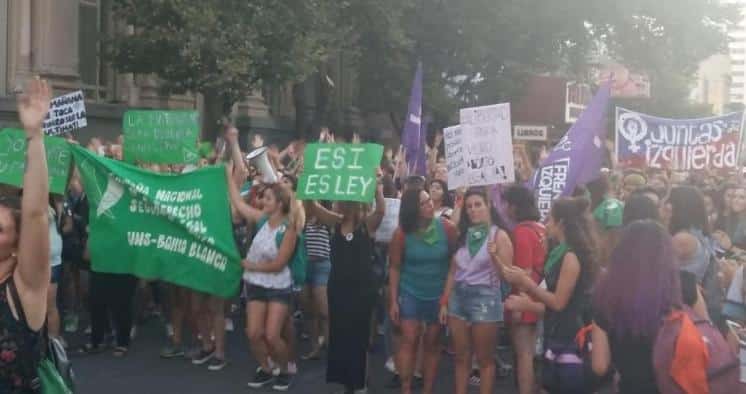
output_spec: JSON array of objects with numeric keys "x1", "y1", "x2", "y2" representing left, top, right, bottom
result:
[{"x1": 112, "y1": 346, "x2": 128, "y2": 357}]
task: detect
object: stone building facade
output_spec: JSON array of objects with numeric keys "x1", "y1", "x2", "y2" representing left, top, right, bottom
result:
[{"x1": 0, "y1": 0, "x2": 378, "y2": 145}]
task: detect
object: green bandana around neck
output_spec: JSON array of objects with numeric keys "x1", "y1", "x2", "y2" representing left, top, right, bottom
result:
[
  {"x1": 544, "y1": 243, "x2": 569, "y2": 276},
  {"x1": 467, "y1": 224, "x2": 490, "y2": 257},
  {"x1": 418, "y1": 218, "x2": 439, "y2": 245}
]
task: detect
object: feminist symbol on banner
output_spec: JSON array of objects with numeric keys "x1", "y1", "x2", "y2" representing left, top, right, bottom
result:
[{"x1": 617, "y1": 112, "x2": 648, "y2": 153}]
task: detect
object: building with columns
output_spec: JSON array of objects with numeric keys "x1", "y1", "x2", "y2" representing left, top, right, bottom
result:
[{"x1": 0, "y1": 0, "x2": 373, "y2": 145}]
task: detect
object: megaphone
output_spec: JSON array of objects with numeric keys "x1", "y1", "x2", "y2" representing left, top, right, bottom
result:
[{"x1": 246, "y1": 147, "x2": 279, "y2": 184}]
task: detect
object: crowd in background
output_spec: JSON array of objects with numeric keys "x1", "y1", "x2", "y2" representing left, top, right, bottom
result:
[{"x1": 0, "y1": 79, "x2": 745, "y2": 394}]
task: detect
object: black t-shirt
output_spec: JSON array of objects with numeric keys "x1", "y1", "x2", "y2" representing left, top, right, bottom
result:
[{"x1": 595, "y1": 315, "x2": 660, "y2": 394}]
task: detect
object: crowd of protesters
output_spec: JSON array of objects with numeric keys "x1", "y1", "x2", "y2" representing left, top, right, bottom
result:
[{"x1": 1, "y1": 78, "x2": 745, "y2": 394}]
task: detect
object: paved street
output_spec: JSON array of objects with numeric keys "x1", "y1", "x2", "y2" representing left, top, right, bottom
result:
[{"x1": 71, "y1": 316, "x2": 520, "y2": 394}]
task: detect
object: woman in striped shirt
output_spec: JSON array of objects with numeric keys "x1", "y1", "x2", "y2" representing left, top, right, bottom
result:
[{"x1": 301, "y1": 207, "x2": 332, "y2": 360}]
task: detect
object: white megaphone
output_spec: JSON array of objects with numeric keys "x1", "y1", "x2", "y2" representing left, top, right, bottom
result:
[{"x1": 246, "y1": 147, "x2": 279, "y2": 184}]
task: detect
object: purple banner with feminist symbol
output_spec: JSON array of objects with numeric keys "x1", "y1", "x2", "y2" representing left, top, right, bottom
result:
[
  {"x1": 531, "y1": 82, "x2": 611, "y2": 220},
  {"x1": 615, "y1": 108, "x2": 744, "y2": 171}
]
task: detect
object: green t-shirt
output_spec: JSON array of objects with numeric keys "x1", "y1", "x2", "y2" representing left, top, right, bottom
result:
[{"x1": 593, "y1": 198, "x2": 624, "y2": 229}]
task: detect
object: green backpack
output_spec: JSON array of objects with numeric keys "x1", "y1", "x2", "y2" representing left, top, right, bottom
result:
[{"x1": 256, "y1": 216, "x2": 307, "y2": 286}]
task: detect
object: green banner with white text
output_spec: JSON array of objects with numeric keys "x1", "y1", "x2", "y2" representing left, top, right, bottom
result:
[
  {"x1": 123, "y1": 110, "x2": 200, "y2": 164},
  {"x1": 0, "y1": 128, "x2": 72, "y2": 194},
  {"x1": 297, "y1": 143, "x2": 383, "y2": 202},
  {"x1": 71, "y1": 145, "x2": 241, "y2": 298}
]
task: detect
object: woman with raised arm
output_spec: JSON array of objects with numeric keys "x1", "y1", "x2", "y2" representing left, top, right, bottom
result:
[
  {"x1": 0, "y1": 78, "x2": 52, "y2": 393},
  {"x1": 305, "y1": 179, "x2": 385, "y2": 394},
  {"x1": 226, "y1": 162, "x2": 298, "y2": 391}
]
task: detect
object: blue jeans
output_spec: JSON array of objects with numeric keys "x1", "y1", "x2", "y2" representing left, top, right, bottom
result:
[
  {"x1": 305, "y1": 259, "x2": 331, "y2": 287},
  {"x1": 448, "y1": 283, "x2": 503, "y2": 323}
]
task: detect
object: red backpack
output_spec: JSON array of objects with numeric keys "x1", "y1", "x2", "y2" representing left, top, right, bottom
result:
[{"x1": 652, "y1": 307, "x2": 742, "y2": 393}]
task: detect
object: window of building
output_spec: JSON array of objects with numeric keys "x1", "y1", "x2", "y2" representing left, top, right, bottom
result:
[{"x1": 79, "y1": 0, "x2": 109, "y2": 101}]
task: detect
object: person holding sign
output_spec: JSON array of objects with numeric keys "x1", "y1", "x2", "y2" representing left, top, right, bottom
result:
[
  {"x1": 226, "y1": 164, "x2": 298, "y2": 391},
  {"x1": 388, "y1": 188, "x2": 458, "y2": 394},
  {"x1": 304, "y1": 179, "x2": 385, "y2": 394},
  {"x1": 440, "y1": 188, "x2": 514, "y2": 394},
  {"x1": 0, "y1": 78, "x2": 52, "y2": 392}
]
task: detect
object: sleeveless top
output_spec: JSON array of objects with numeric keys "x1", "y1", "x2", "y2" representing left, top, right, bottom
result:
[
  {"x1": 329, "y1": 223, "x2": 376, "y2": 297},
  {"x1": 0, "y1": 278, "x2": 42, "y2": 393},
  {"x1": 544, "y1": 249, "x2": 591, "y2": 343},
  {"x1": 243, "y1": 221, "x2": 292, "y2": 289},
  {"x1": 454, "y1": 226, "x2": 499, "y2": 287},
  {"x1": 400, "y1": 219, "x2": 450, "y2": 300}
]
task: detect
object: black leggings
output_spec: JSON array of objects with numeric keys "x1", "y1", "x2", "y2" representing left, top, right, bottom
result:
[{"x1": 89, "y1": 272, "x2": 137, "y2": 348}]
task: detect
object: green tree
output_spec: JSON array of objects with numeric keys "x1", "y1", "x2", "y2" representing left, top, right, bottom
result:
[
  {"x1": 107, "y1": 0, "x2": 338, "y2": 141},
  {"x1": 343, "y1": 0, "x2": 734, "y2": 134}
]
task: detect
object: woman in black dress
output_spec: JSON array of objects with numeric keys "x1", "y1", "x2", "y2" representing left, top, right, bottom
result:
[{"x1": 305, "y1": 182, "x2": 385, "y2": 394}]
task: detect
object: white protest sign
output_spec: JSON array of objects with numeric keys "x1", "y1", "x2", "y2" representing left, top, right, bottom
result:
[
  {"x1": 43, "y1": 90, "x2": 87, "y2": 136},
  {"x1": 375, "y1": 198, "x2": 401, "y2": 242},
  {"x1": 456, "y1": 103, "x2": 515, "y2": 187},
  {"x1": 444, "y1": 125, "x2": 467, "y2": 190}
]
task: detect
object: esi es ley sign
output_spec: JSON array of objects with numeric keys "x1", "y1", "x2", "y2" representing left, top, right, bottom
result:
[{"x1": 297, "y1": 143, "x2": 383, "y2": 203}]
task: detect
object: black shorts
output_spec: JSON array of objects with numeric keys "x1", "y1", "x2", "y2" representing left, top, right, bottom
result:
[{"x1": 244, "y1": 283, "x2": 292, "y2": 305}]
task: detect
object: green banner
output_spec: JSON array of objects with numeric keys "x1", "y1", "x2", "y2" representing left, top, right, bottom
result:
[
  {"x1": 123, "y1": 110, "x2": 200, "y2": 164},
  {"x1": 0, "y1": 128, "x2": 72, "y2": 194},
  {"x1": 297, "y1": 143, "x2": 383, "y2": 202},
  {"x1": 71, "y1": 145, "x2": 241, "y2": 298}
]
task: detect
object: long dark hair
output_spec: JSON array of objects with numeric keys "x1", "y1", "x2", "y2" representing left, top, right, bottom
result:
[
  {"x1": 586, "y1": 175, "x2": 610, "y2": 210},
  {"x1": 593, "y1": 220, "x2": 682, "y2": 339},
  {"x1": 551, "y1": 197, "x2": 598, "y2": 280},
  {"x1": 457, "y1": 188, "x2": 505, "y2": 246},
  {"x1": 502, "y1": 185, "x2": 540, "y2": 222},
  {"x1": 399, "y1": 188, "x2": 425, "y2": 234},
  {"x1": 668, "y1": 186, "x2": 709, "y2": 235},
  {"x1": 429, "y1": 179, "x2": 453, "y2": 208}
]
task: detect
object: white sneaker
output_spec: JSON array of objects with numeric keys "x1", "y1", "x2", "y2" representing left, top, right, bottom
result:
[
  {"x1": 225, "y1": 318, "x2": 234, "y2": 332},
  {"x1": 385, "y1": 357, "x2": 396, "y2": 374}
]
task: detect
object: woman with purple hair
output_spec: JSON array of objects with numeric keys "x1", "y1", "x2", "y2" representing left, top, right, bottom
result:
[{"x1": 591, "y1": 220, "x2": 683, "y2": 393}]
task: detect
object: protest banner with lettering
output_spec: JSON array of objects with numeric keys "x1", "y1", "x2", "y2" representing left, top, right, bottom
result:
[
  {"x1": 71, "y1": 145, "x2": 241, "y2": 298},
  {"x1": 531, "y1": 83, "x2": 610, "y2": 220},
  {"x1": 615, "y1": 108, "x2": 745, "y2": 171},
  {"x1": 0, "y1": 129, "x2": 71, "y2": 194},
  {"x1": 375, "y1": 198, "x2": 401, "y2": 242},
  {"x1": 297, "y1": 143, "x2": 383, "y2": 203},
  {"x1": 445, "y1": 103, "x2": 514, "y2": 188},
  {"x1": 123, "y1": 110, "x2": 200, "y2": 164},
  {"x1": 43, "y1": 90, "x2": 87, "y2": 136}
]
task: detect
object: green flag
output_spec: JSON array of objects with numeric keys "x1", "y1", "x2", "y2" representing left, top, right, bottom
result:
[
  {"x1": 0, "y1": 128, "x2": 71, "y2": 194},
  {"x1": 123, "y1": 110, "x2": 200, "y2": 164},
  {"x1": 71, "y1": 145, "x2": 241, "y2": 298},
  {"x1": 297, "y1": 143, "x2": 383, "y2": 203}
]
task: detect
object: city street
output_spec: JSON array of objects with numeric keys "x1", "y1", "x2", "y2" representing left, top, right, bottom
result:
[{"x1": 72, "y1": 317, "x2": 520, "y2": 394}]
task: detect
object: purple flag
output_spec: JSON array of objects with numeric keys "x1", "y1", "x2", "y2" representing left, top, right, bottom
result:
[
  {"x1": 402, "y1": 62, "x2": 426, "y2": 176},
  {"x1": 531, "y1": 82, "x2": 611, "y2": 220},
  {"x1": 490, "y1": 184, "x2": 516, "y2": 231}
]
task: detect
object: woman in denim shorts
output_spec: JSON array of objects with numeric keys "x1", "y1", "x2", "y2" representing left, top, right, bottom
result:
[
  {"x1": 389, "y1": 188, "x2": 458, "y2": 394},
  {"x1": 301, "y1": 216, "x2": 332, "y2": 360},
  {"x1": 440, "y1": 187, "x2": 514, "y2": 394},
  {"x1": 228, "y1": 177, "x2": 298, "y2": 391}
]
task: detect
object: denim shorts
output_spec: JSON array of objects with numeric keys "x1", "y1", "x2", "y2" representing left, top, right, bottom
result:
[
  {"x1": 448, "y1": 283, "x2": 503, "y2": 323},
  {"x1": 306, "y1": 258, "x2": 331, "y2": 287},
  {"x1": 398, "y1": 290, "x2": 440, "y2": 324},
  {"x1": 245, "y1": 284, "x2": 292, "y2": 305}
]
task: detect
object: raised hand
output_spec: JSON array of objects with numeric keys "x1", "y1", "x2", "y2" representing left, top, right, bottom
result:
[{"x1": 17, "y1": 77, "x2": 51, "y2": 138}]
